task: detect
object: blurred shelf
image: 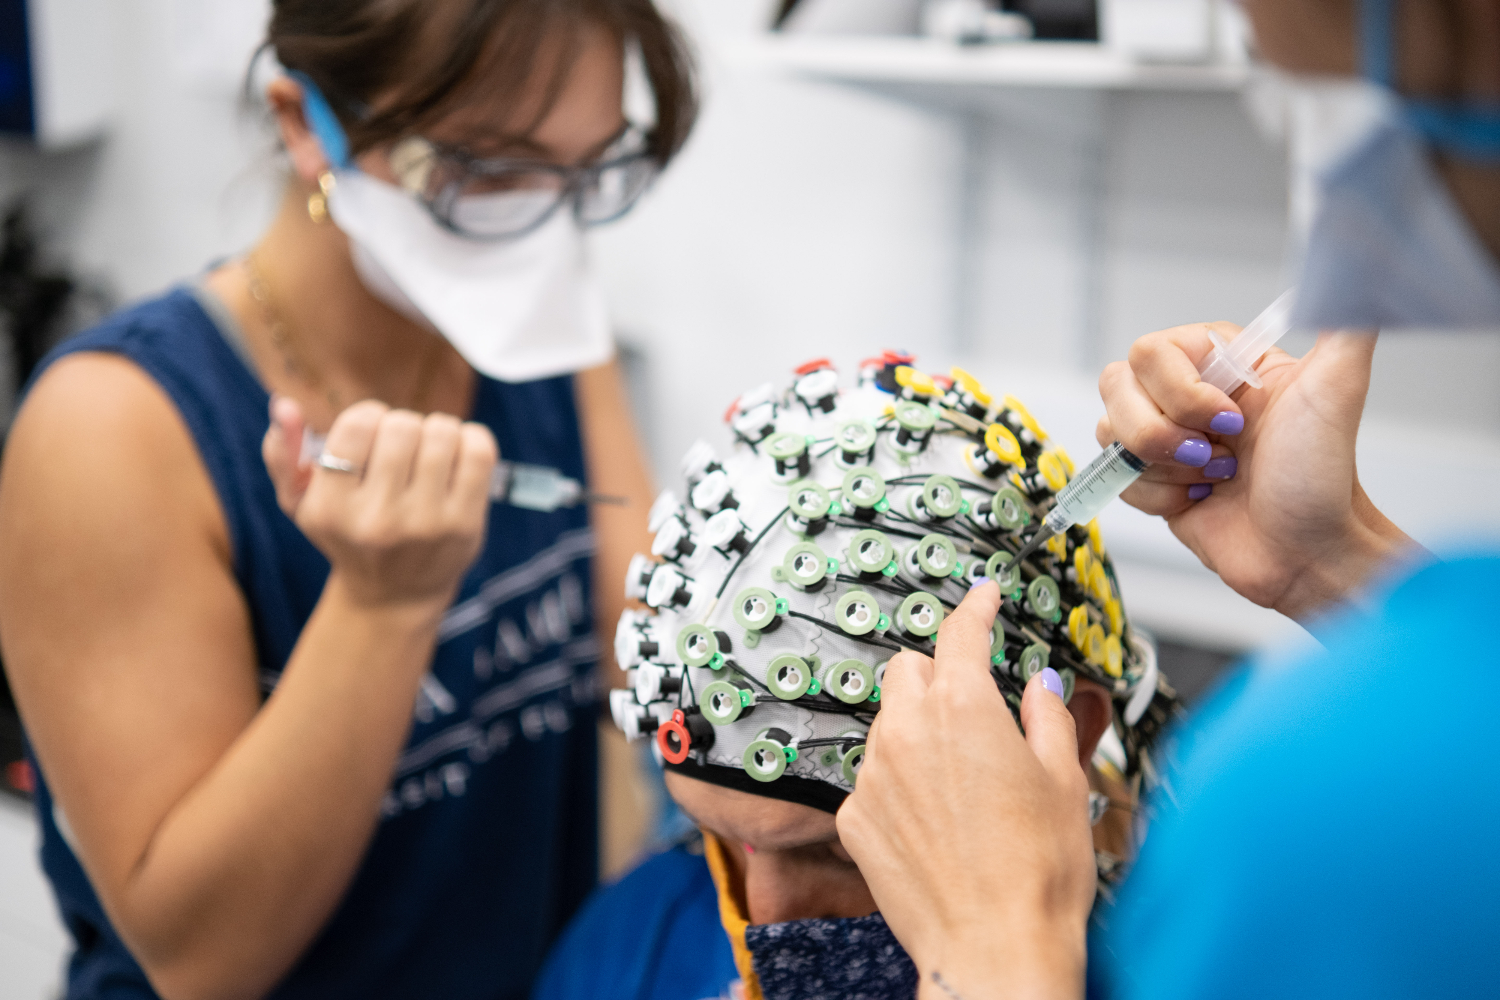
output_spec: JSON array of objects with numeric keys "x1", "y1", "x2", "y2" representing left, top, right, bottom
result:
[{"x1": 728, "y1": 36, "x2": 1251, "y2": 97}]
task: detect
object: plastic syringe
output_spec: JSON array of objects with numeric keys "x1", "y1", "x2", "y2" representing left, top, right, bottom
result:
[{"x1": 1008, "y1": 289, "x2": 1296, "y2": 568}]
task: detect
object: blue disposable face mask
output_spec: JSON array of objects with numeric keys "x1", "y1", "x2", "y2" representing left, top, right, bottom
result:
[
  {"x1": 743, "y1": 913, "x2": 919, "y2": 1000},
  {"x1": 1292, "y1": 0, "x2": 1500, "y2": 332}
]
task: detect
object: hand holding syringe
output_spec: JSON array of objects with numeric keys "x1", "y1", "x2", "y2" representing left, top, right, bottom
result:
[
  {"x1": 303, "y1": 430, "x2": 625, "y2": 513},
  {"x1": 1011, "y1": 289, "x2": 1297, "y2": 566}
]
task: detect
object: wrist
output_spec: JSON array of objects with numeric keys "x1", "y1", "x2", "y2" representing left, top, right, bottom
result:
[
  {"x1": 1273, "y1": 515, "x2": 1406, "y2": 624},
  {"x1": 321, "y1": 570, "x2": 453, "y2": 632},
  {"x1": 921, "y1": 916, "x2": 1085, "y2": 1000}
]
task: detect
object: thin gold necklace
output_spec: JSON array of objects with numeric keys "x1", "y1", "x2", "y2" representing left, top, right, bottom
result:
[{"x1": 244, "y1": 255, "x2": 445, "y2": 415}]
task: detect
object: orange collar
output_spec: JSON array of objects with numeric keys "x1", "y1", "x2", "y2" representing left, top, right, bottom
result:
[{"x1": 701, "y1": 830, "x2": 763, "y2": 1000}]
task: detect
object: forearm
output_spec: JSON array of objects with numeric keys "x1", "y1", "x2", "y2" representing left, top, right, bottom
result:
[{"x1": 117, "y1": 575, "x2": 444, "y2": 1000}]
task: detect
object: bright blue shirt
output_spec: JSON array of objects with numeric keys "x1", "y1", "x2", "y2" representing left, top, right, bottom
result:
[
  {"x1": 1101, "y1": 552, "x2": 1500, "y2": 998},
  {"x1": 27, "y1": 287, "x2": 602, "y2": 1000},
  {"x1": 532, "y1": 841, "x2": 740, "y2": 1000}
]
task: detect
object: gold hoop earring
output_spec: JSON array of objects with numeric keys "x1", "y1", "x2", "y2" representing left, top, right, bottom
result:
[{"x1": 307, "y1": 172, "x2": 336, "y2": 224}]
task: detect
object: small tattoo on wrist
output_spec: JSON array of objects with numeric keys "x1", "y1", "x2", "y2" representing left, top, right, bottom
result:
[{"x1": 932, "y1": 971, "x2": 965, "y2": 1000}]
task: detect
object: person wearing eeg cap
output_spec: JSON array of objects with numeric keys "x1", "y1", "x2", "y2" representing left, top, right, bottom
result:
[
  {"x1": 835, "y1": 2, "x2": 1500, "y2": 999},
  {"x1": 0, "y1": 2, "x2": 695, "y2": 999},
  {"x1": 532, "y1": 354, "x2": 1178, "y2": 1000}
]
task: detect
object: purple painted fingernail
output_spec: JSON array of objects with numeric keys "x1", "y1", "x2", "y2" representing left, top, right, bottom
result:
[
  {"x1": 1174, "y1": 438, "x2": 1212, "y2": 467},
  {"x1": 1209, "y1": 411, "x2": 1244, "y2": 435},
  {"x1": 1040, "y1": 667, "x2": 1064, "y2": 699},
  {"x1": 1187, "y1": 483, "x2": 1213, "y2": 501},
  {"x1": 1203, "y1": 456, "x2": 1237, "y2": 480},
  {"x1": 969, "y1": 576, "x2": 990, "y2": 591}
]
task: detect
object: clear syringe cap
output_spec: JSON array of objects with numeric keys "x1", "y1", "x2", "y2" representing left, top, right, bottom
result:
[{"x1": 1197, "y1": 288, "x2": 1298, "y2": 396}]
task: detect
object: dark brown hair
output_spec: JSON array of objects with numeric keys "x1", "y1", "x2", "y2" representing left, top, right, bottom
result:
[{"x1": 266, "y1": 0, "x2": 698, "y2": 165}]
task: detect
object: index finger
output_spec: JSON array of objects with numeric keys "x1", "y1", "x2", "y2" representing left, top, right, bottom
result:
[
  {"x1": 931, "y1": 580, "x2": 1002, "y2": 684},
  {"x1": 1128, "y1": 322, "x2": 1245, "y2": 434}
]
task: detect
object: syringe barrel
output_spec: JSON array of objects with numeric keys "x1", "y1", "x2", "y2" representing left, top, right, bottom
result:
[{"x1": 1045, "y1": 443, "x2": 1148, "y2": 532}]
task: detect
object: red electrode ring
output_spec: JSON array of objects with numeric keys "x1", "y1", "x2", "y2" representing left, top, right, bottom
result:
[{"x1": 657, "y1": 710, "x2": 692, "y2": 765}]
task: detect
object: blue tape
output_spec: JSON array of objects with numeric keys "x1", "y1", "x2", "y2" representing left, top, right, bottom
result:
[
  {"x1": 1361, "y1": 0, "x2": 1500, "y2": 162},
  {"x1": 291, "y1": 71, "x2": 352, "y2": 171}
]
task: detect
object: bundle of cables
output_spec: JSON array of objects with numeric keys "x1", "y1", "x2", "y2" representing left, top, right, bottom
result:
[{"x1": 610, "y1": 353, "x2": 1180, "y2": 889}]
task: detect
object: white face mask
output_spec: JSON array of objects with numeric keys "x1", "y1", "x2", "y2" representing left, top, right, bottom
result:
[
  {"x1": 329, "y1": 171, "x2": 614, "y2": 383},
  {"x1": 1293, "y1": 88, "x2": 1500, "y2": 332}
]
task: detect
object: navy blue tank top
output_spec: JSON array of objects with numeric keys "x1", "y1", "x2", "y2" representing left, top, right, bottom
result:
[{"x1": 25, "y1": 287, "x2": 600, "y2": 1000}]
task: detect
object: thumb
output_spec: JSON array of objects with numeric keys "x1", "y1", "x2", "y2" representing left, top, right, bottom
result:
[
  {"x1": 1020, "y1": 669, "x2": 1084, "y2": 790},
  {"x1": 1296, "y1": 331, "x2": 1377, "y2": 434},
  {"x1": 263, "y1": 395, "x2": 313, "y2": 516}
]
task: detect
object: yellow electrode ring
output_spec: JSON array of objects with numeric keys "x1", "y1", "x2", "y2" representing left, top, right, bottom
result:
[
  {"x1": 895, "y1": 366, "x2": 939, "y2": 398},
  {"x1": 984, "y1": 424, "x2": 1024, "y2": 467},
  {"x1": 1037, "y1": 451, "x2": 1069, "y2": 492},
  {"x1": 1085, "y1": 624, "x2": 1107, "y2": 667},
  {"x1": 1105, "y1": 597, "x2": 1124, "y2": 636},
  {"x1": 950, "y1": 367, "x2": 993, "y2": 407},
  {"x1": 1054, "y1": 446, "x2": 1076, "y2": 478},
  {"x1": 1074, "y1": 546, "x2": 1092, "y2": 586},
  {"x1": 1004, "y1": 394, "x2": 1048, "y2": 440},
  {"x1": 1088, "y1": 519, "x2": 1106, "y2": 558},
  {"x1": 1068, "y1": 605, "x2": 1089, "y2": 652},
  {"x1": 1046, "y1": 533, "x2": 1068, "y2": 562},
  {"x1": 1104, "y1": 634, "x2": 1124, "y2": 678},
  {"x1": 1089, "y1": 563, "x2": 1112, "y2": 605}
]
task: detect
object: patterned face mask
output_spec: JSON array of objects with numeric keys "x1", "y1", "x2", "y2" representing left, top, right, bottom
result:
[{"x1": 701, "y1": 832, "x2": 918, "y2": 1000}]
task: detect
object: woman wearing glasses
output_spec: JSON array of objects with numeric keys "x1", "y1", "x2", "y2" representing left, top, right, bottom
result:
[{"x1": 0, "y1": 3, "x2": 694, "y2": 999}]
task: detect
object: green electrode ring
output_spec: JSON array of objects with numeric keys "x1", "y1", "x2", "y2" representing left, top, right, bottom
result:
[
  {"x1": 767, "y1": 432, "x2": 809, "y2": 462},
  {"x1": 897, "y1": 591, "x2": 944, "y2": 638},
  {"x1": 990, "y1": 622, "x2": 1006, "y2": 664},
  {"x1": 1027, "y1": 576, "x2": 1061, "y2": 619},
  {"x1": 743, "y1": 738, "x2": 790, "y2": 782},
  {"x1": 835, "y1": 419, "x2": 877, "y2": 457},
  {"x1": 991, "y1": 486, "x2": 1032, "y2": 531},
  {"x1": 894, "y1": 400, "x2": 937, "y2": 433},
  {"x1": 841, "y1": 744, "x2": 867, "y2": 786},
  {"x1": 985, "y1": 551, "x2": 1023, "y2": 593},
  {"x1": 1060, "y1": 667, "x2": 1076, "y2": 705},
  {"x1": 700, "y1": 680, "x2": 754, "y2": 725},
  {"x1": 1019, "y1": 643, "x2": 1050, "y2": 682},
  {"x1": 732, "y1": 587, "x2": 785, "y2": 632},
  {"x1": 848, "y1": 529, "x2": 895, "y2": 576},
  {"x1": 787, "y1": 480, "x2": 833, "y2": 522},
  {"x1": 767, "y1": 654, "x2": 813, "y2": 700},
  {"x1": 782, "y1": 541, "x2": 832, "y2": 590},
  {"x1": 825, "y1": 659, "x2": 876, "y2": 704},
  {"x1": 913, "y1": 533, "x2": 959, "y2": 579},
  {"x1": 842, "y1": 467, "x2": 888, "y2": 510},
  {"x1": 919, "y1": 474, "x2": 966, "y2": 519},
  {"x1": 835, "y1": 589, "x2": 880, "y2": 636},
  {"x1": 676, "y1": 624, "x2": 725, "y2": 669}
]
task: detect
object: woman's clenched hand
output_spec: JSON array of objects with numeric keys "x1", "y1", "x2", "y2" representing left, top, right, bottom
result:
[
  {"x1": 1097, "y1": 323, "x2": 1414, "y2": 621},
  {"x1": 263, "y1": 396, "x2": 498, "y2": 610}
]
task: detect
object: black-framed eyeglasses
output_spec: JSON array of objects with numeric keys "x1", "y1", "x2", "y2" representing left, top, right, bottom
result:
[{"x1": 388, "y1": 125, "x2": 661, "y2": 241}]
